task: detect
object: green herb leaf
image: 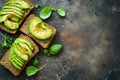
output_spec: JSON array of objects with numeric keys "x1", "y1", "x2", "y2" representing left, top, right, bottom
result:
[
  {"x1": 32, "y1": 58, "x2": 39, "y2": 67},
  {"x1": 43, "y1": 49, "x2": 49, "y2": 54},
  {"x1": 35, "y1": 4, "x2": 39, "y2": 9},
  {"x1": 39, "y1": 6, "x2": 52, "y2": 19},
  {"x1": 26, "y1": 66, "x2": 39, "y2": 76},
  {"x1": 1, "y1": 35, "x2": 14, "y2": 50},
  {"x1": 26, "y1": 64, "x2": 47, "y2": 76},
  {"x1": 57, "y1": 8, "x2": 66, "y2": 17},
  {"x1": 49, "y1": 44, "x2": 63, "y2": 55}
]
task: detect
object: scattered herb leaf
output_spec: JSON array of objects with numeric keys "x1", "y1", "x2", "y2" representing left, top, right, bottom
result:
[
  {"x1": 57, "y1": 8, "x2": 66, "y2": 17},
  {"x1": 26, "y1": 64, "x2": 47, "y2": 76},
  {"x1": 26, "y1": 66, "x2": 39, "y2": 76},
  {"x1": 39, "y1": 6, "x2": 52, "y2": 19},
  {"x1": 32, "y1": 58, "x2": 39, "y2": 67},
  {"x1": 35, "y1": 4, "x2": 39, "y2": 9},
  {"x1": 43, "y1": 44, "x2": 63, "y2": 56},
  {"x1": 1, "y1": 35, "x2": 14, "y2": 50},
  {"x1": 49, "y1": 44, "x2": 63, "y2": 55},
  {"x1": 43, "y1": 49, "x2": 49, "y2": 54}
]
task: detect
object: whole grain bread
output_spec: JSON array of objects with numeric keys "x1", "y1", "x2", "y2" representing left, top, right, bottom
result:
[
  {"x1": 0, "y1": 0, "x2": 34, "y2": 34},
  {"x1": 0, "y1": 34, "x2": 39, "y2": 76},
  {"x1": 20, "y1": 14, "x2": 57, "y2": 48}
]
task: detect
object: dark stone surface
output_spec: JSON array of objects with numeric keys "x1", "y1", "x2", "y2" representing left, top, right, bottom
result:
[{"x1": 0, "y1": 0, "x2": 120, "y2": 80}]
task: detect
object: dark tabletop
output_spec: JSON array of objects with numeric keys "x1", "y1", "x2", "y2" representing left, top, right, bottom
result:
[{"x1": 0, "y1": 0, "x2": 120, "y2": 80}]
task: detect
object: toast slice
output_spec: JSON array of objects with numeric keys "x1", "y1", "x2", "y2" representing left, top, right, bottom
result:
[
  {"x1": 0, "y1": 0, "x2": 34, "y2": 34},
  {"x1": 0, "y1": 34, "x2": 39, "y2": 76},
  {"x1": 20, "y1": 14, "x2": 57, "y2": 48}
]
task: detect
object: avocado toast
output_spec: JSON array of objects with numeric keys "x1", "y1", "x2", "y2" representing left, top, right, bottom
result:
[
  {"x1": 0, "y1": 0, "x2": 34, "y2": 34},
  {"x1": 20, "y1": 14, "x2": 56, "y2": 48},
  {"x1": 0, "y1": 34, "x2": 39, "y2": 76}
]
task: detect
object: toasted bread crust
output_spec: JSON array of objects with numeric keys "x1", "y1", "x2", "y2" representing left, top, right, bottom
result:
[
  {"x1": 0, "y1": 0, "x2": 34, "y2": 34},
  {"x1": 20, "y1": 14, "x2": 56, "y2": 48},
  {"x1": 0, "y1": 34, "x2": 39, "y2": 76}
]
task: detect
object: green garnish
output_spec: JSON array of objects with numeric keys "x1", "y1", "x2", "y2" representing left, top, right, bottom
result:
[
  {"x1": 26, "y1": 64, "x2": 47, "y2": 76},
  {"x1": 32, "y1": 58, "x2": 39, "y2": 67},
  {"x1": 39, "y1": 6, "x2": 52, "y2": 20},
  {"x1": 57, "y1": 8, "x2": 66, "y2": 17},
  {"x1": 43, "y1": 44, "x2": 63, "y2": 56},
  {"x1": 35, "y1": 4, "x2": 39, "y2": 9},
  {"x1": 1, "y1": 34, "x2": 14, "y2": 50},
  {"x1": 39, "y1": 6, "x2": 66, "y2": 19}
]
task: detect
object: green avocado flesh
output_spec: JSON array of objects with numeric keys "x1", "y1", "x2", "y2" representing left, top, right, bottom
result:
[
  {"x1": 10, "y1": 16, "x2": 20, "y2": 22},
  {"x1": 28, "y1": 17, "x2": 53, "y2": 40},
  {"x1": 6, "y1": 0, "x2": 30, "y2": 9},
  {"x1": 0, "y1": 0, "x2": 30, "y2": 30},
  {"x1": 4, "y1": 20, "x2": 19, "y2": 30},
  {"x1": 9, "y1": 38, "x2": 34, "y2": 70},
  {"x1": 0, "y1": 9, "x2": 24, "y2": 18},
  {"x1": 0, "y1": 14, "x2": 14, "y2": 23},
  {"x1": 3, "y1": 5, "x2": 24, "y2": 14}
]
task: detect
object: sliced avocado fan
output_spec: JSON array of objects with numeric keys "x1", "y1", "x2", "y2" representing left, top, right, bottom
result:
[
  {"x1": 6, "y1": 0, "x2": 30, "y2": 9},
  {"x1": 28, "y1": 17, "x2": 53, "y2": 40}
]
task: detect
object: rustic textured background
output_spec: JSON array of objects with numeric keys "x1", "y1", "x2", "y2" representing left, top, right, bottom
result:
[{"x1": 0, "y1": 0, "x2": 120, "y2": 80}]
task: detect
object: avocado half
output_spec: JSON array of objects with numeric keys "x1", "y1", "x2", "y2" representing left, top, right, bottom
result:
[{"x1": 28, "y1": 17, "x2": 53, "y2": 40}]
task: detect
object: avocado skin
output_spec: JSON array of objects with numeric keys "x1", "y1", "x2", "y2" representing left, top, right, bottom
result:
[
  {"x1": 4, "y1": 20, "x2": 19, "y2": 30},
  {"x1": 28, "y1": 17, "x2": 53, "y2": 40}
]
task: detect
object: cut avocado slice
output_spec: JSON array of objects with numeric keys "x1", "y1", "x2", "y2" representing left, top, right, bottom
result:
[
  {"x1": 10, "y1": 53, "x2": 23, "y2": 67},
  {"x1": 0, "y1": 14, "x2": 14, "y2": 23},
  {"x1": 5, "y1": 3, "x2": 23, "y2": 9},
  {"x1": 3, "y1": 5, "x2": 24, "y2": 14},
  {"x1": 14, "y1": 38, "x2": 34, "y2": 51},
  {"x1": 28, "y1": 17, "x2": 53, "y2": 40},
  {"x1": 1, "y1": 9, "x2": 24, "y2": 18},
  {"x1": 10, "y1": 56, "x2": 22, "y2": 70},
  {"x1": 13, "y1": 44, "x2": 29, "y2": 61},
  {"x1": 0, "y1": 10, "x2": 22, "y2": 19},
  {"x1": 17, "y1": 42, "x2": 33, "y2": 57},
  {"x1": 6, "y1": 0, "x2": 30, "y2": 9},
  {"x1": 11, "y1": 53, "x2": 24, "y2": 66},
  {"x1": 10, "y1": 16, "x2": 20, "y2": 22},
  {"x1": 4, "y1": 20, "x2": 19, "y2": 30}
]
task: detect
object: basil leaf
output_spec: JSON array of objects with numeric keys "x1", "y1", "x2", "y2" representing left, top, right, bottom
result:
[
  {"x1": 49, "y1": 44, "x2": 62, "y2": 55},
  {"x1": 1, "y1": 35, "x2": 14, "y2": 50},
  {"x1": 39, "y1": 6, "x2": 52, "y2": 19},
  {"x1": 26, "y1": 66, "x2": 39, "y2": 76},
  {"x1": 35, "y1": 4, "x2": 39, "y2": 9},
  {"x1": 43, "y1": 49, "x2": 49, "y2": 54},
  {"x1": 57, "y1": 8, "x2": 66, "y2": 17},
  {"x1": 26, "y1": 64, "x2": 47, "y2": 76},
  {"x1": 32, "y1": 58, "x2": 39, "y2": 67}
]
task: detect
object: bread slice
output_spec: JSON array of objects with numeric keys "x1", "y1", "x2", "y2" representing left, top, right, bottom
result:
[
  {"x1": 0, "y1": 34, "x2": 39, "y2": 76},
  {"x1": 0, "y1": 0, "x2": 34, "y2": 34},
  {"x1": 20, "y1": 14, "x2": 56, "y2": 48}
]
